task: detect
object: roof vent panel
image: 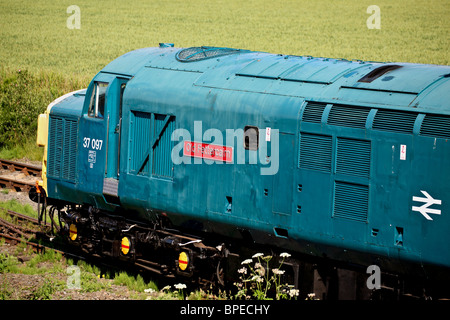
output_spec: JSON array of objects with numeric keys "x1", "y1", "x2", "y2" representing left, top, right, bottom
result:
[
  {"x1": 328, "y1": 105, "x2": 370, "y2": 129},
  {"x1": 372, "y1": 109, "x2": 417, "y2": 134},
  {"x1": 302, "y1": 102, "x2": 327, "y2": 123},
  {"x1": 176, "y1": 47, "x2": 245, "y2": 62},
  {"x1": 420, "y1": 114, "x2": 450, "y2": 139}
]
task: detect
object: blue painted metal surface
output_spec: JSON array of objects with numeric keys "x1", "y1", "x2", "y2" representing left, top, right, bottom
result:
[{"x1": 45, "y1": 45, "x2": 450, "y2": 278}]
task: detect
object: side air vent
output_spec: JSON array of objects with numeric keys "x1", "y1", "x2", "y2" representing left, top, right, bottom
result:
[
  {"x1": 372, "y1": 109, "x2": 417, "y2": 134},
  {"x1": 129, "y1": 111, "x2": 151, "y2": 175},
  {"x1": 336, "y1": 138, "x2": 371, "y2": 178},
  {"x1": 334, "y1": 181, "x2": 369, "y2": 222},
  {"x1": 328, "y1": 105, "x2": 370, "y2": 129},
  {"x1": 152, "y1": 114, "x2": 175, "y2": 178},
  {"x1": 420, "y1": 114, "x2": 450, "y2": 139},
  {"x1": 176, "y1": 46, "x2": 245, "y2": 62},
  {"x1": 299, "y1": 133, "x2": 332, "y2": 172},
  {"x1": 48, "y1": 117, "x2": 63, "y2": 178},
  {"x1": 129, "y1": 111, "x2": 175, "y2": 178},
  {"x1": 302, "y1": 102, "x2": 326, "y2": 123},
  {"x1": 358, "y1": 65, "x2": 402, "y2": 83},
  {"x1": 62, "y1": 118, "x2": 78, "y2": 181},
  {"x1": 48, "y1": 116, "x2": 78, "y2": 182}
]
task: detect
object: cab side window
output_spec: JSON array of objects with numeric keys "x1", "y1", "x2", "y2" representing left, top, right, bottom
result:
[{"x1": 88, "y1": 82, "x2": 108, "y2": 118}]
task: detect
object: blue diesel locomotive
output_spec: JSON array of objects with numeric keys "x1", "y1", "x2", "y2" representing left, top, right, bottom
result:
[{"x1": 33, "y1": 44, "x2": 450, "y2": 299}]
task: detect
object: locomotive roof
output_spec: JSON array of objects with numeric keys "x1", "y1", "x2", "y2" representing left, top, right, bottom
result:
[{"x1": 100, "y1": 45, "x2": 450, "y2": 113}]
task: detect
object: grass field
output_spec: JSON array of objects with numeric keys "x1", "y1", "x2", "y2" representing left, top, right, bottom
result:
[
  {"x1": 0, "y1": 0, "x2": 449, "y2": 158},
  {"x1": 1, "y1": 0, "x2": 449, "y2": 76}
]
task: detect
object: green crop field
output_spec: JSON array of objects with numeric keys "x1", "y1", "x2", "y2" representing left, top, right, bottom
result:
[
  {"x1": 1, "y1": 0, "x2": 449, "y2": 74},
  {"x1": 0, "y1": 0, "x2": 449, "y2": 157}
]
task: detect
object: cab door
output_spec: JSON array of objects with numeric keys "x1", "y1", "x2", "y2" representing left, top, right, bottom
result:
[{"x1": 103, "y1": 77, "x2": 129, "y2": 199}]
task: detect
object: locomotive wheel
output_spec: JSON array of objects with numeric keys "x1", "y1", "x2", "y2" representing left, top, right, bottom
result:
[{"x1": 216, "y1": 260, "x2": 225, "y2": 287}]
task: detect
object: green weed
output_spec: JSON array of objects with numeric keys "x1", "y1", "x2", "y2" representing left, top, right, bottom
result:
[
  {"x1": 0, "y1": 199, "x2": 38, "y2": 220},
  {"x1": 0, "y1": 253, "x2": 20, "y2": 274},
  {"x1": 113, "y1": 271, "x2": 157, "y2": 293},
  {"x1": 29, "y1": 278, "x2": 65, "y2": 300},
  {"x1": 0, "y1": 279, "x2": 14, "y2": 300}
]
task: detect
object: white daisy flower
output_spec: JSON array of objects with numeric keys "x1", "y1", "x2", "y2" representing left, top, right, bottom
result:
[
  {"x1": 272, "y1": 268, "x2": 285, "y2": 275},
  {"x1": 174, "y1": 283, "x2": 187, "y2": 290}
]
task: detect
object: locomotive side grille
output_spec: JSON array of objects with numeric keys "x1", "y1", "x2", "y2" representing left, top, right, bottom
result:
[
  {"x1": 420, "y1": 114, "x2": 450, "y2": 139},
  {"x1": 299, "y1": 133, "x2": 332, "y2": 172},
  {"x1": 61, "y1": 119, "x2": 77, "y2": 181},
  {"x1": 372, "y1": 109, "x2": 417, "y2": 134},
  {"x1": 129, "y1": 111, "x2": 175, "y2": 178},
  {"x1": 48, "y1": 116, "x2": 77, "y2": 182},
  {"x1": 48, "y1": 117, "x2": 63, "y2": 178},
  {"x1": 152, "y1": 114, "x2": 175, "y2": 178},
  {"x1": 334, "y1": 181, "x2": 369, "y2": 222},
  {"x1": 336, "y1": 138, "x2": 371, "y2": 178},
  {"x1": 129, "y1": 111, "x2": 151, "y2": 175},
  {"x1": 302, "y1": 102, "x2": 326, "y2": 123},
  {"x1": 328, "y1": 105, "x2": 370, "y2": 129}
]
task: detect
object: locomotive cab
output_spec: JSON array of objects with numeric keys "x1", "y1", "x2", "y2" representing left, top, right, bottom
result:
[
  {"x1": 79, "y1": 74, "x2": 130, "y2": 206},
  {"x1": 35, "y1": 74, "x2": 130, "y2": 210}
]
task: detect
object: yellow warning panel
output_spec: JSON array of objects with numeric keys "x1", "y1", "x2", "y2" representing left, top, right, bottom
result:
[
  {"x1": 69, "y1": 224, "x2": 77, "y2": 241},
  {"x1": 178, "y1": 252, "x2": 189, "y2": 271},
  {"x1": 121, "y1": 237, "x2": 130, "y2": 255}
]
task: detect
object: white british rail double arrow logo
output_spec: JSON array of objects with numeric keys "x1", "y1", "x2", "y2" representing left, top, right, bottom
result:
[{"x1": 412, "y1": 190, "x2": 442, "y2": 221}]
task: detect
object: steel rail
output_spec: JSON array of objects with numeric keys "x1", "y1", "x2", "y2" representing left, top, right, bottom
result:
[
  {"x1": 0, "y1": 158, "x2": 42, "y2": 176},
  {"x1": 0, "y1": 216, "x2": 80, "y2": 259},
  {"x1": 0, "y1": 176, "x2": 36, "y2": 192},
  {"x1": 0, "y1": 207, "x2": 49, "y2": 226}
]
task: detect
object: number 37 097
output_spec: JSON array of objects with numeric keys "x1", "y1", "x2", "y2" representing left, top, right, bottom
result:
[{"x1": 83, "y1": 137, "x2": 103, "y2": 150}]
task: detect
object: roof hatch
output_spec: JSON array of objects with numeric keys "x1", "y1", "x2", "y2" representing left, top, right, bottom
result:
[
  {"x1": 176, "y1": 46, "x2": 247, "y2": 62},
  {"x1": 358, "y1": 64, "x2": 402, "y2": 83}
]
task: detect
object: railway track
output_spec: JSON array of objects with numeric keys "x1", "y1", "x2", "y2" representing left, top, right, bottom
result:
[
  {"x1": 0, "y1": 159, "x2": 46, "y2": 249},
  {"x1": 0, "y1": 206, "x2": 220, "y2": 288},
  {"x1": 0, "y1": 176, "x2": 36, "y2": 192},
  {"x1": 0, "y1": 159, "x2": 42, "y2": 176},
  {"x1": 0, "y1": 207, "x2": 80, "y2": 260},
  {"x1": 0, "y1": 208, "x2": 53, "y2": 253},
  {"x1": 0, "y1": 158, "x2": 42, "y2": 192}
]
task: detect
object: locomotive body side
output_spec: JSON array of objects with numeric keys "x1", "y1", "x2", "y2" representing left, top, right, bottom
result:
[{"x1": 36, "y1": 45, "x2": 450, "y2": 292}]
